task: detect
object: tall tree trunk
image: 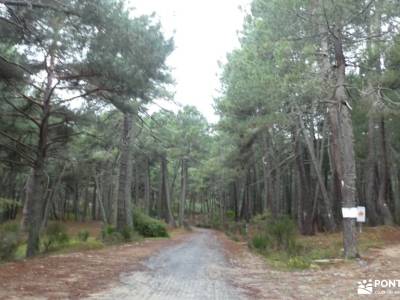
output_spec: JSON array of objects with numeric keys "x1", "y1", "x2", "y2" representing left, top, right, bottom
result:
[
  {"x1": 332, "y1": 27, "x2": 358, "y2": 258},
  {"x1": 179, "y1": 158, "x2": 187, "y2": 226},
  {"x1": 160, "y1": 155, "x2": 175, "y2": 226},
  {"x1": 262, "y1": 133, "x2": 273, "y2": 213},
  {"x1": 294, "y1": 128, "x2": 314, "y2": 235},
  {"x1": 26, "y1": 47, "x2": 56, "y2": 257},
  {"x1": 92, "y1": 183, "x2": 97, "y2": 221},
  {"x1": 365, "y1": 105, "x2": 380, "y2": 225},
  {"x1": 116, "y1": 112, "x2": 134, "y2": 231},
  {"x1": 376, "y1": 116, "x2": 393, "y2": 225},
  {"x1": 82, "y1": 186, "x2": 90, "y2": 222},
  {"x1": 232, "y1": 181, "x2": 239, "y2": 222},
  {"x1": 42, "y1": 164, "x2": 67, "y2": 228},
  {"x1": 73, "y1": 182, "x2": 79, "y2": 221},
  {"x1": 390, "y1": 155, "x2": 400, "y2": 223},
  {"x1": 21, "y1": 171, "x2": 33, "y2": 231},
  {"x1": 144, "y1": 157, "x2": 151, "y2": 214},
  {"x1": 94, "y1": 175, "x2": 108, "y2": 224},
  {"x1": 298, "y1": 114, "x2": 336, "y2": 231}
]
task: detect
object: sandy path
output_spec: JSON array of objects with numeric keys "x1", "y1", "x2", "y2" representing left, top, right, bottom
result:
[
  {"x1": 88, "y1": 229, "x2": 246, "y2": 300},
  {"x1": 0, "y1": 231, "x2": 190, "y2": 299}
]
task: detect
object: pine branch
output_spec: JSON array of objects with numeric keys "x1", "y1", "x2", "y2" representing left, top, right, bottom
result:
[{"x1": 3, "y1": 98, "x2": 41, "y2": 127}]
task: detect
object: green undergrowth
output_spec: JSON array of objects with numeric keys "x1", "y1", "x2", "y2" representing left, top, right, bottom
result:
[
  {"x1": 13, "y1": 237, "x2": 104, "y2": 260},
  {"x1": 225, "y1": 213, "x2": 386, "y2": 271},
  {"x1": 133, "y1": 210, "x2": 169, "y2": 238},
  {"x1": 1, "y1": 210, "x2": 171, "y2": 262},
  {"x1": 0, "y1": 221, "x2": 22, "y2": 261},
  {"x1": 101, "y1": 225, "x2": 143, "y2": 245},
  {"x1": 40, "y1": 222, "x2": 104, "y2": 255}
]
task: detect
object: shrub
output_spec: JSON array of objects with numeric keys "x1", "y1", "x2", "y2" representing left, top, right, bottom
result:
[
  {"x1": 42, "y1": 222, "x2": 69, "y2": 252},
  {"x1": 101, "y1": 225, "x2": 116, "y2": 239},
  {"x1": 251, "y1": 234, "x2": 270, "y2": 251},
  {"x1": 0, "y1": 222, "x2": 21, "y2": 261},
  {"x1": 251, "y1": 212, "x2": 273, "y2": 224},
  {"x1": 101, "y1": 225, "x2": 119, "y2": 244},
  {"x1": 102, "y1": 231, "x2": 124, "y2": 245},
  {"x1": 0, "y1": 222, "x2": 20, "y2": 233},
  {"x1": 121, "y1": 226, "x2": 132, "y2": 241},
  {"x1": 210, "y1": 215, "x2": 223, "y2": 229},
  {"x1": 225, "y1": 210, "x2": 235, "y2": 221},
  {"x1": 77, "y1": 230, "x2": 90, "y2": 242},
  {"x1": 249, "y1": 214, "x2": 298, "y2": 254},
  {"x1": 101, "y1": 225, "x2": 140, "y2": 244},
  {"x1": 120, "y1": 226, "x2": 142, "y2": 242},
  {"x1": 267, "y1": 215, "x2": 296, "y2": 252},
  {"x1": 133, "y1": 211, "x2": 169, "y2": 238}
]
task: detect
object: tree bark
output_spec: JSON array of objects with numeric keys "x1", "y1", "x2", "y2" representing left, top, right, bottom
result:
[
  {"x1": 365, "y1": 104, "x2": 380, "y2": 225},
  {"x1": 92, "y1": 182, "x2": 97, "y2": 220},
  {"x1": 26, "y1": 47, "x2": 56, "y2": 257},
  {"x1": 294, "y1": 128, "x2": 314, "y2": 235},
  {"x1": 376, "y1": 116, "x2": 393, "y2": 225},
  {"x1": 298, "y1": 114, "x2": 336, "y2": 231},
  {"x1": 332, "y1": 27, "x2": 358, "y2": 258},
  {"x1": 42, "y1": 164, "x2": 67, "y2": 228},
  {"x1": 262, "y1": 132, "x2": 274, "y2": 214},
  {"x1": 160, "y1": 155, "x2": 175, "y2": 226},
  {"x1": 179, "y1": 158, "x2": 187, "y2": 226},
  {"x1": 94, "y1": 174, "x2": 108, "y2": 224},
  {"x1": 144, "y1": 157, "x2": 151, "y2": 214},
  {"x1": 116, "y1": 112, "x2": 134, "y2": 231}
]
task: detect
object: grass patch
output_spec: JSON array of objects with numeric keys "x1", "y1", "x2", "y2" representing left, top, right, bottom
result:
[
  {"x1": 228, "y1": 213, "x2": 397, "y2": 271},
  {"x1": 52, "y1": 237, "x2": 104, "y2": 253},
  {"x1": 42, "y1": 222, "x2": 70, "y2": 252},
  {"x1": 13, "y1": 237, "x2": 104, "y2": 259},
  {"x1": 3, "y1": 219, "x2": 172, "y2": 262}
]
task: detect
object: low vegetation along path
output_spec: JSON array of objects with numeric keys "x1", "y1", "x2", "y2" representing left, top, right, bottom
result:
[{"x1": 89, "y1": 228, "x2": 246, "y2": 300}]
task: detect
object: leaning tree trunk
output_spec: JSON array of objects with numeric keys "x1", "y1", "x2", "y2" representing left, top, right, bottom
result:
[
  {"x1": 42, "y1": 164, "x2": 67, "y2": 228},
  {"x1": 116, "y1": 112, "x2": 134, "y2": 231},
  {"x1": 298, "y1": 114, "x2": 336, "y2": 231}
]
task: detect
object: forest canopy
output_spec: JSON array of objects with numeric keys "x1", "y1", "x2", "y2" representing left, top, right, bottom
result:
[{"x1": 1, "y1": 0, "x2": 400, "y2": 261}]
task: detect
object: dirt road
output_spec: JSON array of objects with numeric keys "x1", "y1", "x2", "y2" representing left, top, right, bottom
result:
[
  {"x1": 2, "y1": 227, "x2": 400, "y2": 299},
  {"x1": 88, "y1": 229, "x2": 246, "y2": 300}
]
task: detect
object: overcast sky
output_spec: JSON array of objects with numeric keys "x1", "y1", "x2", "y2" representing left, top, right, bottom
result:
[{"x1": 129, "y1": 0, "x2": 250, "y2": 123}]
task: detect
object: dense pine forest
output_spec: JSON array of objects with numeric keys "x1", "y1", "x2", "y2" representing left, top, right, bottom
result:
[{"x1": 1, "y1": 0, "x2": 400, "y2": 281}]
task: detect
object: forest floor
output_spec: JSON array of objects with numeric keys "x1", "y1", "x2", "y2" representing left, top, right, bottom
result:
[
  {"x1": 0, "y1": 226, "x2": 400, "y2": 299},
  {"x1": 221, "y1": 226, "x2": 400, "y2": 299},
  {"x1": 0, "y1": 227, "x2": 190, "y2": 299}
]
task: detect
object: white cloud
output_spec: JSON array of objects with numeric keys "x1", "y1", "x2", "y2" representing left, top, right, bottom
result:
[{"x1": 129, "y1": 0, "x2": 250, "y2": 123}]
